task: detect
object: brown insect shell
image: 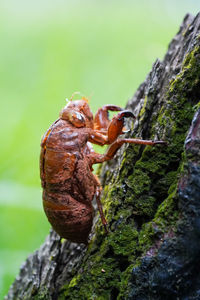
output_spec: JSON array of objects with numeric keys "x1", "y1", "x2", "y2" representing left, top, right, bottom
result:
[
  {"x1": 60, "y1": 99, "x2": 94, "y2": 129},
  {"x1": 40, "y1": 99, "x2": 97, "y2": 244}
]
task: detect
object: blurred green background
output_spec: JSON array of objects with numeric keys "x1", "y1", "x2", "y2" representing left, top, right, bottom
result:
[{"x1": 0, "y1": 0, "x2": 199, "y2": 297}]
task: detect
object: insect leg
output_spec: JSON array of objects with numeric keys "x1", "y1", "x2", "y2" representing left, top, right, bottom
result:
[
  {"x1": 105, "y1": 138, "x2": 167, "y2": 160},
  {"x1": 88, "y1": 109, "x2": 135, "y2": 146},
  {"x1": 88, "y1": 138, "x2": 166, "y2": 165},
  {"x1": 94, "y1": 176, "x2": 108, "y2": 233},
  {"x1": 94, "y1": 105, "x2": 123, "y2": 131},
  {"x1": 107, "y1": 110, "x2": 136, "y2": 143}
]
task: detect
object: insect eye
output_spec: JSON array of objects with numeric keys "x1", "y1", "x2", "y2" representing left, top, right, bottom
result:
[
  {"x1": 74, "y1": 112, "x2": 85, "y2": 122},
  {"x1": 69, "y1": 111, "x2": 86, "y2": 127},
  {"x1": 60, "y1": 108, "x2": 86, "y2": 127}
]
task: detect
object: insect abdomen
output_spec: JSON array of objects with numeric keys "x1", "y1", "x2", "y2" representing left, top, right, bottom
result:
[
  {"x1": 43, "y1": 190, "x2": 93, "y2": 244},
  {"x1": 41, "y1": 147, "x2": 93, "y2": 244}
]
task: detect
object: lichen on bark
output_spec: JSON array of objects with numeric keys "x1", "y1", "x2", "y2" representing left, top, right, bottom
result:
[{"x1": 5, "y1": 12, "x2": 200, "y2": 300}]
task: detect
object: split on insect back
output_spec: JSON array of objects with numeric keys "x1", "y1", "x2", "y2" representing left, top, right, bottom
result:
[{"x1": 40, "y1": 95, "x2": 166, "y2": 245}]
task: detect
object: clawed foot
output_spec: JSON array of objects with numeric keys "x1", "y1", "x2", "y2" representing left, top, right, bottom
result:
[{"x1": 153, "y1": 140, "x2": 168, "y2": 146}]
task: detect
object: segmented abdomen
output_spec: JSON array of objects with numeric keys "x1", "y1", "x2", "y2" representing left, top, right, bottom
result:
[{"x1": 41, "y1": 148, "x2": 93, "y2": 244}]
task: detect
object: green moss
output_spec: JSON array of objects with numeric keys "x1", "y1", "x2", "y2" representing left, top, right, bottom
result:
[
  {"x1": 138, "y1": 222, "x2": 156, "y2": 252},
  {"x1": 155, "y1": 186, "x2": 178, "y2": 227},
  {"x1": 32, "y1": 288, "x2": 50, "y2": 300},
  {"x1": 108, "y1": 224, "x2": 138, "y2": 258},
  {"x1": 61, "y1": 256, "x2": 121, "y2": 300},
  {"x1": 193, "y1": 101, "x2": 200, "y2": 111},
  {"x1": 127, "y1": 169, "x2": 151, "y2": 195},
  {"x1": 68, "y1": 275, "x2": 81, "y2": 288},
  {"x1": 59, "y1": 45, "x2": 200, "y2": 300},
  {"x1": 138, "y1": 95, "x2": 148, "y2": 118},
  {"x1": 118, "y1": 264, "x2": 135, "y2": 299}
]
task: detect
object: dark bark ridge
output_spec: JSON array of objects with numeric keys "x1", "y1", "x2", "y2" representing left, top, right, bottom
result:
[{"x1": 5, "y1": 12, "x2": 200, "y2": 300}]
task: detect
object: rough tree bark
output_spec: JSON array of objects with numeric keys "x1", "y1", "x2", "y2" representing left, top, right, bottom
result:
[{"x1": 5, "y1": 12, "x2": 200, "y2": 300}]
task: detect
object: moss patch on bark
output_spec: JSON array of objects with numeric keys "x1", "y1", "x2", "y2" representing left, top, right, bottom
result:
[{"x1": 58, "y1": 46, "x2": 200, "y2": 300}]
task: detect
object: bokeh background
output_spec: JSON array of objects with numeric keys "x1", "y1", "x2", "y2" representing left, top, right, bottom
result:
[{"x1": 0, "y1": 0, "x2": 199, "y2": 297}]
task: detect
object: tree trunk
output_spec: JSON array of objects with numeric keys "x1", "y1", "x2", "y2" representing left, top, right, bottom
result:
[{"x1": 5, "y1": 12, "x2": 200, "y2": 300}]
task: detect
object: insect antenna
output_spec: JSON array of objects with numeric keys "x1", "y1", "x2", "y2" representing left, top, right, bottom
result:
[{"x1": 70, "y1": 91, "x2": 82, "y2": 101}]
